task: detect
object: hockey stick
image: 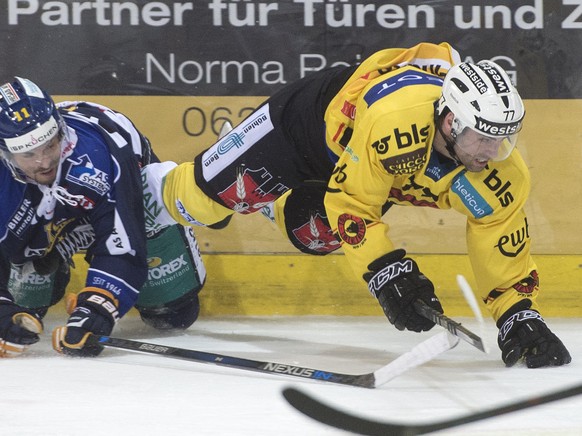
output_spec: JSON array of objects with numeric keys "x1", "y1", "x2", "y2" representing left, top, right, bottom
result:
[
  {"x1": 283, "y1": 383, "x2": 582, "y2": 435},
  {"x1": 87, "y1": 330, "x2": 458, "y2": 389},
  {"x1": 456, "y1": 274, "x2": 490, "y2": 353},
  {"x1": 414, "y1": 300, "x2": 486, "y2": 352}
]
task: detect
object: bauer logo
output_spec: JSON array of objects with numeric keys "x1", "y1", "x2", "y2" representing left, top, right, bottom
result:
[
  {"x1": 451, "y1": 173, "x2": 493, "y2": 218},
  {"x1": 202, "y1": 104, "x2": 274, "y2": 181},
  {"x1": 139, "y1": 344, "x2": 170, "y2": 353}
]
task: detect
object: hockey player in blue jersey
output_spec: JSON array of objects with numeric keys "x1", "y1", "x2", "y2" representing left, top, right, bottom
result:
[{"x1": 0, "y1": 77, "x2": 206, "y2": 357}]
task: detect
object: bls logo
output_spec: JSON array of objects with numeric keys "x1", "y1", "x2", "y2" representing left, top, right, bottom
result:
[
  {"x1": 371, "y1": 123, "x2": 429, "y2": 154},
  {"x1": 371, "y1": 135, "x2": 390, "y2": 154},
  {"x1": 393, "y1": 123, "x2": 429, "y2": 149},
  {"x1": 484, "y1": 169, "x2": 513, "y2": 207}
]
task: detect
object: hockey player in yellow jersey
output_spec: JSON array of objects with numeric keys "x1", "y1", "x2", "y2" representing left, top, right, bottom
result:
[{"x1": 152, "y1": 42, "x2": 570, "y2": 368}]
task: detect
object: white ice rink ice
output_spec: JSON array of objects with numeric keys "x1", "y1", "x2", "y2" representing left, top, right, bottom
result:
[{"x1": 3, "y1": 314, "x2": 581, "y2": 436}]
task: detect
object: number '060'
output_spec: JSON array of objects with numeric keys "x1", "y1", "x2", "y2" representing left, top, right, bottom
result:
[{"x1": 182, "y1": 106, "x2": 254, "y2": 137}]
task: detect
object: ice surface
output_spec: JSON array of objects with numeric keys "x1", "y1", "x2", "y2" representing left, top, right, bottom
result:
[{"x1": 3, "y1": 314, "x2": 581, "y2": 435}]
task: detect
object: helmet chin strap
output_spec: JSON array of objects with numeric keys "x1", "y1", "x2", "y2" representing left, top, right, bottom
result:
[{"x1": 436, "y1": 119, "x2": 462, "y2": 166}]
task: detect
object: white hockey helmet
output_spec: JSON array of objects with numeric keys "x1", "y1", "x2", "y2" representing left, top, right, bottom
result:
[{"x1": 436, "y1": 60, "x2": 525, "y2": 161}]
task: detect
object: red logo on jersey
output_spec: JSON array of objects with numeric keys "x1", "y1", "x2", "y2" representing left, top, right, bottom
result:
[
  {"x1": 78, "y1": 196, "x2": 95, "y2": 210},
  {"x1": 292, "y1": 214, "x2": 340, "y2": 254},
  {"x1": 341, "y1": 101, "x2": 357, "y2": 120},
  {"x1": 337, "y1": 213, "x2": 366, "y2": 246},
  {"x1": 513, "y1": 270, "x2": 539, "y2": 295},
  {"x1": 218, "y1": 167, "x2": 288, "y2": 214}
]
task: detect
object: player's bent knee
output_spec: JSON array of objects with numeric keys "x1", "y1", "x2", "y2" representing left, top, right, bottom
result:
[
  {"x1": 137, "y1": 291, "x2": 200, "y2": 330},
  {"x1": 279, "y1": 183, "x2": 341, "y2": 255}
]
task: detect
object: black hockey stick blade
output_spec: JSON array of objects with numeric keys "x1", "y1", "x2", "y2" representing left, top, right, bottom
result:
[
  {"x1": 414, "y1": 300, "x2": 486, "y2": 352},
  {"x1": 283, "y1": 383, "x2": 582, "y2": 435},
  {"x1": 87, "y1": 332, "x2": 453, "y2": 388}
]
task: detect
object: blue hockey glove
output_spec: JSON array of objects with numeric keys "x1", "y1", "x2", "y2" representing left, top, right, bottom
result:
[
  {"x1": 52, "y1": 288, "x2": 119, "y2": 357},
  {"x1": 0, "y1": 295, "x2": 43, "y2": 357},
  {"x1": 364, "y1": 249, "x2": 442, "y2": 332},
  {"x1": 497, "y1": 303, "x2": 571, "y2": 368}
]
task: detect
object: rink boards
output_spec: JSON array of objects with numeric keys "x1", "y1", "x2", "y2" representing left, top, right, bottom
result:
[
  {"x1": 65, "y1": 252, "x2": 582, "y2": 318},
  {"x1": 53, "y1": 96, "x2": 582, "y2": 318}
]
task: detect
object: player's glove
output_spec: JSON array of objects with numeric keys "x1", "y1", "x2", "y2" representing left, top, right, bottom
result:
[
  {"x1": 363, "y1": 249, "x2": 442, "y2": 332},
  {"x1": 32, "y1": 249, "x2": 66, "y2": 276},
  {"x1": 497, "y1": 303, "x2": 571, "y2": 368},
  {"x1": 0, "y1": 296, "x2": 43, "y2": 357},
  {"x1": 52, "y1": 288, "x2": 120, "y2": 357}
]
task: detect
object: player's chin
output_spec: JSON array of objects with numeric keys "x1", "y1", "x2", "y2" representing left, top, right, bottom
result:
[
  {"x1": 34, "y1": 168, "x2": 58, "y2": 185},
  {"x1": 464, "y1": 158, "x2": 489, "y2": 172}
]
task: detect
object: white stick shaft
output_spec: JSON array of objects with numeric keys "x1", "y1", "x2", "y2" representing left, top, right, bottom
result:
[
  {"x1": 457, "y1": 274, "x2": 490, "y2": 353},
  {"x1": 373, "y1": 331, "x2": 459, "y2": 387}
]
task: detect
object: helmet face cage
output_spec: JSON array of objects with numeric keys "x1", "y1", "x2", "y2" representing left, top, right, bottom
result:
[{"x1": 437, "y1": 60, "x2": 525, "y2": 162}]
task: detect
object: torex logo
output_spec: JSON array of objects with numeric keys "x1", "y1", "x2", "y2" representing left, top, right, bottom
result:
[{"x1": 147, "y1": 254, "x2": 189, "y2": 280}]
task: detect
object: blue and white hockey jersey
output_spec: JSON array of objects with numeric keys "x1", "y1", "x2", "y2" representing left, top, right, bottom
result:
[{"x1": 0, "y1": 102, "x2": 156, "y2": 316}]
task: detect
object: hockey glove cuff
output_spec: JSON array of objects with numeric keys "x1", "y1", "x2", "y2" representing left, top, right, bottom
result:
[
  {"x1": 52, "y1": 288, "x2": 119, "y2": 357},
  {"x1": 0, "y1": 296, "x2": 43, "y2": 358},
  {"x1": 497, "y1": 302, "x2": 572, "y2": 368},
  {"x1": 364, "y1": 249, "x2": 442, "y2": 332}
]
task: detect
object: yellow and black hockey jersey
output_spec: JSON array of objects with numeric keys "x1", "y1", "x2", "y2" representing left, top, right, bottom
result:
[
  {"x1": 323, "y1": 43, "x2": 538, "y2": 321},
  {"x1": 162, "y1": 42, "x2": 539, "y2": 322}
]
